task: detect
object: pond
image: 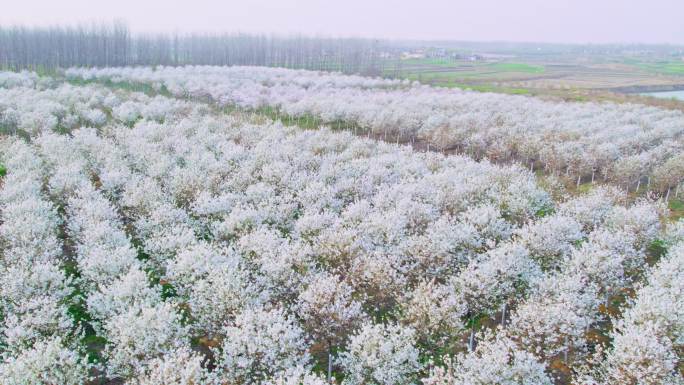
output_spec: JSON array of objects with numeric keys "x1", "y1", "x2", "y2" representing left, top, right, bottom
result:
[{"x1": 641, "y1": 90, "x2": 684, "y2": 101}]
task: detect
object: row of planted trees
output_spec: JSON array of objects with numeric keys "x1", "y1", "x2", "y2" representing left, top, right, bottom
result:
[
  {"x1": 64, "y1": 65, "x2": 684, "y2": 198},
  {"x1": 0, "y1": 23, "x2": 384, "y2": 75},
  {"x1": 1, "y1": 70, "x2": 682, "y2": 384}
]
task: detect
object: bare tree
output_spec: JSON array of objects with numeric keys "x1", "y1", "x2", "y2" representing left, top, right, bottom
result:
[{"x1": 0, "y1": 22, "x2": 385, "y2": 74}]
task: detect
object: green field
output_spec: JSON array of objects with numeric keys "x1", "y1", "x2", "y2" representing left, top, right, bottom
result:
[
  {"x1": 379, "y1": 51, "x2": 684, "y2": 113},
  {"x1": 450, "y1": 83, "x2": 531, "y2": 94},
  {"x1": 386, "y1": 58, "x2": 546, "y2": 84},
  {"x1": 389, "y1": 59, "x2": 545, "y2": 74},
  {"x1": 386, "y1": 59, "x2": 545, "y2": 94},
  {"x1": 631, "y1": 61, "x2": 684, "y2": 75},
  {"x1": 395, "y1": 57, "x2": 460, "y2": 67},
  {"x1": 488, "y1": 62, "x2": 545, "y2": 73}
]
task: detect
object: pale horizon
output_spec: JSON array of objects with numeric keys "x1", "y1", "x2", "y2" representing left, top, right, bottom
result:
[{"x1": 2, "y1": 0, "x2": 684, "y2": 45}]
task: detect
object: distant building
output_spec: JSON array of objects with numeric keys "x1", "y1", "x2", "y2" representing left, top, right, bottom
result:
[
  {"x1": 401, "y1": 51, "x2": 426, "y2": 60},
  {"x1": 426, "y1": 48, "x2": 448, "y2": 58}
]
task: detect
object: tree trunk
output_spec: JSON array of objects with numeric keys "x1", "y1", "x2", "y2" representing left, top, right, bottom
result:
[
  {"x1": 328, "y1": 349, "x2": 333, "y2": 383},
  {"x1": 468, "y1": 324, "x2": 475, "y2": 352}
]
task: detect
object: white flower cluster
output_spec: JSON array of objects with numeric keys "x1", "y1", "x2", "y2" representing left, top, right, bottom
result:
[
  {"x1": 0, "y1": 70, "x2": 38, "y2": 88},
  {"x1": 339, "y1": 322, "x2": 422, "y2": 385},
  {"x1": 211, "y1": 306, "x2": 311, "y2": 384},
  {"x1": 0, "y1": 84, "x2": 111, "y2": 135},
  {"x1": 423, "y1": 196, "x2": 666, "y2": 383},
  {"x1": 0, "y1": 336, "x2": 91, "y2": 385},
  {"x1": 1, "y1": 71, "x2": 680, "y2": 384},
  {"x1": 66, "y1": 65, "x2": 684, "y2": 193},
  {"x1": 0, "y1": 77, "x2": 204, "y2": 138},
  {"x1": 34, "y1": 132, "x2": 191, "y2": 380},
  {"x1": 422, "y1": 333, "x2": 553, "y2": 385},
  {"x1": 580, "y1": 234, "x2": 684, "y2": 385},
  {"x1": 0, "y1": 141, "x2": 89, "y2": 383}
]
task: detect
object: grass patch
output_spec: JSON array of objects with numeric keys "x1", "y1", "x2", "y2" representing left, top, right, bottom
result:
[
  {"x1": 488, "y1": 62, "x2": 545, "y2": 73},
  {"x1": 632, "y1": 61, "x2": 684, "y2": 76},
  {"x1": 576, "y1": 182, "x2": 594, "y2": 194},
  {"x1": 67, "y1": 77, "x2": 172, "y2": 98},
  {"x1": 0, "y1": 164, "x2": 6, "y2": 177},
  {"x1": 647, "y1": 239, "x2": 668, "y2": 262},
  {"x1": 669, "y1": 198, "x2": 684, "y2": 221},
  {"x1": 661, "y1": 63, "x2": 684, "y2": 75},
  {"x1": 450, "y1": 83, "x2": 530, "y2": 95},
  {"x1": 397, "y1": 61, "x2": 544, "y2": 84},
  {"x1": 395, "y1": 61, "x2": 542, "y2": 95},
  {"x1": 391, "y1": 59, "x2": 544, "y2": 74},
  {"x1": 81, "y1": 334, "x2": 108, "y2": 364},
  {"x1": 395, "y1": 57, "x2": 459, "y2": 67},
  {"x1": 535, "y1": 206, "x2": 555, "y2": 218},
  {"x1": 405, "y1": 72, "x2": 530, "y2": 94},
  {"x1": 406, "y1": 71, "x2": 464, "y2": 82}
]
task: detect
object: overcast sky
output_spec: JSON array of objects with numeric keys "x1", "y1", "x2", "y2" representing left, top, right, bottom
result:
[{"x1": 2, "y1": 0, "x2": 683, "y2": 44}]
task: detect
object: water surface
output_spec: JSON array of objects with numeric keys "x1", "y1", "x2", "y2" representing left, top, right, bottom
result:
[{"x1": 641, "y1": 90, "x2": 684, "y2": 101}]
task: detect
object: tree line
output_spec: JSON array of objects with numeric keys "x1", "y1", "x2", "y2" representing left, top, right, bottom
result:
[{"x1": 0, "y1": 23, "x2": 384, "y2": 75}]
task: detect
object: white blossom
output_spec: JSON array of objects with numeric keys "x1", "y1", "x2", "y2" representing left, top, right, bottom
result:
[
  {"x1": 339, "y1": 322, "x2": 423, "y2": 385},
  {"x1": 212, "y1": 306, "x2": 311, "y2": 384},
  {"x1": 296, "y1": 272, "x2": 365, "y2": 349},
  {"x1": 423, "y1": 333, "x2": 553, "y2": 385},
  {"x1": 125, "y1": 347, "x2": 210, "y2": 385},
  {"x1": 0, "y1": 337, "x2": 90, "y2": 385},
  {"x1": 102, "y1": 303, "x2": 190, "y2": 378}
]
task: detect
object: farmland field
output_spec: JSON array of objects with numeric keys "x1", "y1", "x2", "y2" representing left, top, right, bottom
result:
[
  {"x1": 633, "y1": 61, "x2": 684, "y2": 76},
  {"x1": 383, "y1": 55, "x2": 684, "y2": 109},
  {"x1": 1, "y1": 67, "x2": 683, "y2": 385}
]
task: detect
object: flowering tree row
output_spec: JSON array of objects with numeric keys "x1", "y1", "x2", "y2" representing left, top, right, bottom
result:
[
  {"x1": 0, "y1": 141, "x2": 90, "y2": 383},
  {"x1": 66, "y1": 65, "x2": 684, "y2": 195},
  {"x1": 0, "y1": 73, "x2": 681, "y2": 384},
  {"x1": 0, "y1": 78, "x2": 206, "y2": 137},
  {"x1": 424, "y1": 194, "x2": 665, "y2": 384},
  {"x1": 577, "y1": 232, "x2": 684, "y2": 385}
]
